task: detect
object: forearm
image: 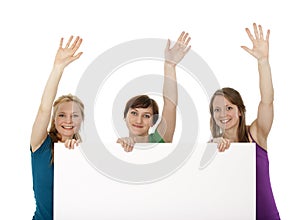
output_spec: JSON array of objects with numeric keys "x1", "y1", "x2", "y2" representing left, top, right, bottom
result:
[
  {"x1": 39, "y1": 65, "x2": 64, "y2": 112},
  {"x1": 163, "y1": 61, "x2": 178, "y2": 106},
  {"x1": 258, "y1": 58, "x2": 274, "y2": 104}
]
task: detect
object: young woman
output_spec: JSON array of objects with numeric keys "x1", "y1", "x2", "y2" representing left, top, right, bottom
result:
[
  {"x1": 117, "y1": 31, "x2": 191, "y2": 152},
  {"x1": 209, "y1": 23, "x2": 280, "y2": 219},
  {"x1": 30, "y1": 36, "x2": 84, "y2": 220}
]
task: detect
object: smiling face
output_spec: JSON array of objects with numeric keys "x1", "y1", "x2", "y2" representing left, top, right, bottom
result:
[
  {"x1": 212, "y1": 95, "x2": 241, "y2": 131},
  {"x1": 125, "y1": 107, "x2": 154, "y2": 137},
  {"x1": 54, "y1": 101, "x2": 83, "y2": 142}
]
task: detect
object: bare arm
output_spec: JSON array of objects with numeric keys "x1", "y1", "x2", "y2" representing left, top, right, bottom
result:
[
  {"x1": 241, "y1": 23, "x2": 273, "y2": 149},
  {"x1": 30, "y1": 36, "x2": 83, "y2": 152},
  {"x1": 157, "y1": 32, "x2": 191, "y2": 142}
]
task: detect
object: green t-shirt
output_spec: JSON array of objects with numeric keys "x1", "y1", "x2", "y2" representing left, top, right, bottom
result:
[{"x1": 148, "y1": 129, "x2": 165, "y2": 143}]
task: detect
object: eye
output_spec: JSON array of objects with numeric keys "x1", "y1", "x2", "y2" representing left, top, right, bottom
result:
[
  {"x1": 58, "y1": 114, "x2": 65, "y2": 118},
  {"x1": 144, "y1": 114, "x2": 151, "y2": 119},
  {"x1": 72, "y1": 114, "x2": 79, "y2": 118},
  {"x1": 130, "y1": 111, "x2": 138, "y2": 116},
  {"x1": 213, "y1": 108, "x2": 220, "y2": 112},
  {"x1": 226, "y1": 106, "x2": 233, "y2": 111}
]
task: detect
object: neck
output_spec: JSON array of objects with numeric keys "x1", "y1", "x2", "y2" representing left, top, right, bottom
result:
[
  {"x1": 129, "y1": 133, "x2": 149, "y2": 143},
  {"x1": 223, "y1": 127, "x2": 239, "y2": 142}
]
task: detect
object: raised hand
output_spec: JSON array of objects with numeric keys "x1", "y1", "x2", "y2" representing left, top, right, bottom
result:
[
  {"x1": 165, "y1": 31, "x2": 191, "y2": 65},
  {"x1": 54, "y1": 36, "x2": 83, "y2": 68},
  {"x1": 241, "y1": 23, "x2": 270, "y2": 61}
]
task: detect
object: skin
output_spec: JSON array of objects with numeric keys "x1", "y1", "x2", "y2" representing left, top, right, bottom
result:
[
  {"x1": 125, "y1": 107, "x2": 154, "y2": 138},
  {"x1": 30, "y1": 36, "x2": 83, "y2": 152},
  {"x1": 117, "y1": 31, "x2": 191, "y2": 152},
  {"x1": 54, "y1": 101, "x2": 83, "y2": 148},
  {"x1": 213, "y1": 23, "x2": 273, "y2": 152}
]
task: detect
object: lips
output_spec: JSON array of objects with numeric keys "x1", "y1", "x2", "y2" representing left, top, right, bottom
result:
[
  {"x1": 132, "y1": 124, "x2": 143, "y2": 128},
  {"x1": 220, "y1": 119, "x2": 230, "y2": 124},
  {"x1": 62, "y1": 125, "x2": 74, "y2": 129}
]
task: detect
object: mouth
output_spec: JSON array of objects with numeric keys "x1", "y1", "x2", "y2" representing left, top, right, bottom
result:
[
  {"x1": 132, "y1": 124, "x2": 143, "y2": 129},
  {"x1": 62, "y1": 125, "x2": 74, "y2": 129},
  {"x1": 220, "y1": 119, "x2": 230, "y2": 124}
]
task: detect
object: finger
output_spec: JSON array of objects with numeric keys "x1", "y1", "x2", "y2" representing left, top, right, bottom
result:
[
  {"x1": 70, "y1": 139, "x2": 75, "y2": 149},
  {"x1": 75, "y1": 139, "x2": 80, "y2": 147},
  {"x1": 184, "y1": 36, "x2": 191, "y2": 46},
  {"x1": 129, "y1": 138, "x2": 135, "y2": 147},
  {"x1": 218, "y1": 143, "x2": 223, "y2": 152},
  {"x1": 266, "y1": 29, "x2": 270, "y2": 42},
  {"x1": 253, "y1": 23, "x2": 259, "y2": 39},
  {"x1": 225, "y1": 140, "x2": 230, "y2": 149},
  {"x1": 65, "y1": 35, "x2": 74, "y2": 48},
  {"x1": 73, "y1": 52, "x2": 83, "y2": 60},
  {"x1": 245, "y1": 28, "x2": 255, "y2": 42},
  {"x1": 59, "y1": 38, "x2": 64, "y2": 48},
  {"x1": 219, "y1": 146, "x2": 224, "y2": 152},
  {"x1": 177, "y1": 31, "x2": 185, "y2": 42},
  {"x1": 71, "y1": 36, "x2": 81, "y2": 50},
  {"x1": 165, "y1": 39, "x2": 171, "y2": 51},
  {"x1": 258, "y1": 24, "x2": 264, "y2": 39},
  {"x1": 241, "y1": 45, "x2": 253, "y2": 56},
  {"x1": 182, "y1": 32, "x2": 189, "y2": 43},
  {"x1": 64, "y1": 140, "x2": 69, "y2": 148},
  {"x1": 124, "y1": 144, "x2": 130, "y2": 152},
  {"x1": 65, "y1": 139, "x2": 71, "y2": 149},
  {"x1": 183, "y1": 45, "x2": 191, "y2": 55}
]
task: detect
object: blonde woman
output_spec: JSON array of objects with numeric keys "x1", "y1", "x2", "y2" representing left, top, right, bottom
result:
[{"x1": 30, "y1": 36, "x2": 84, "y2": 220}]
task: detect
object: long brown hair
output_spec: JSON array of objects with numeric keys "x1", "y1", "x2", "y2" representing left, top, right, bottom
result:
[
  {"x1": 209, "y1": 87, "x2": 249, "y2": 142},
  {"x1": 49, "y1": 94, "x2": 84, "y2": 163}
]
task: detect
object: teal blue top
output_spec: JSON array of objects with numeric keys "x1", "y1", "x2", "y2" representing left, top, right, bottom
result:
[
  {"x1": 149, "y1": 129, "x2": 165, "y2": 143},
  {"x1": 31, "y1": 135, "x2": 53, "y2": 220}
]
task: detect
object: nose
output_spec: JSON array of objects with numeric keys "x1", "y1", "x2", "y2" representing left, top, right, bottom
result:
[
  {"x1": 219, "y1": 108, "x2": 226, "y2": 117},
  {"x1": 65, "y1": 115, "x2": 73, "y2": 123},
  {"x1": 136, "y1": 115, "x2": 142, "y2": 124}
]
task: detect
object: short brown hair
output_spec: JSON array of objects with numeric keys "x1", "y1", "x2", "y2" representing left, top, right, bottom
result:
[{"x1": 124, "y1": 95, "x2": 159, "y2": 125}]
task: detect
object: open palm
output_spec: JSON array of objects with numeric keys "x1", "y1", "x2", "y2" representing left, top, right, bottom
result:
[{"x1": 241, "y1": 23, "x2": 270, "y2": 61}]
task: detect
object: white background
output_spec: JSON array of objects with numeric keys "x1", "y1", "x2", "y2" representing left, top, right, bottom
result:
[
  {"x1": 0, "y1": 0, "x2": 299, "y2": 219},
  {"x1": 54, "y1": 143, "x2": 256, "y2": 220}
]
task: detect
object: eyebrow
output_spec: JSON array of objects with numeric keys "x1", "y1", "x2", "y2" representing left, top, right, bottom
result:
[
  {"x1": 57, "y1": 111, "x2": 79, "y2": 114},
  {"x1": 131, "y1": 108, "x2": 153, "y2": 114}
]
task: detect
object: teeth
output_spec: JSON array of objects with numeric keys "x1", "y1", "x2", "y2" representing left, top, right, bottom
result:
[
  {"x1": 63, "y1": 126, "x2": 73, "y2": 129},
  {"x1": 221, "y1": 119, "x2": 229, "y2": 123}
]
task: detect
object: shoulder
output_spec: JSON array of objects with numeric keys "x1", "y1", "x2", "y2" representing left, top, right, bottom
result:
[
  {"x1": 31, "y1": 135, "x2": 52, "y2": 154},
  {"x1": 149, "y1": 129, "x2": 165, "y2": 143}
]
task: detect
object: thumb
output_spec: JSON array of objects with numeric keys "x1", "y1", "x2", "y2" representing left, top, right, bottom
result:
[
  {"x1": 165, "y1": 39, "x2": 171, "y2": 51},
  {"x1": 241, "y1": 46, "x2": 253, "y2": 55}
]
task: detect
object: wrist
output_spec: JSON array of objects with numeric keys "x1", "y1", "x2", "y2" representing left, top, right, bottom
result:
[
  {"x1": 257, "y1": 57, "x2": 269, "y2": 64},
  {"x1": 164, "y1": 60, "x2": 176, "y2": 68}
]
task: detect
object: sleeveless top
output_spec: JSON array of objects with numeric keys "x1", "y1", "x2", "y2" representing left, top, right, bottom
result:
[{"x1": 249, "y1": 132, "x2": 280, "y2": 220}]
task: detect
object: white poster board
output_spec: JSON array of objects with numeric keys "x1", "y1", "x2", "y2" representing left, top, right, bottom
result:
[{"x1": 54, "y1": 143, "x2": 255, "y2": 220}]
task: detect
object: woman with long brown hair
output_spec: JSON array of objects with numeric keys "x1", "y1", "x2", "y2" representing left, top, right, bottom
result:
[{"x1": 209, "y1": 23, "x2": 280, "y2": 219}]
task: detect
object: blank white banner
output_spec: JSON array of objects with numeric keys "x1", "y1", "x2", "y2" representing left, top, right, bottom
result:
[{"x1": 54, "y1": 143, "x2": 255, "y2": 220}]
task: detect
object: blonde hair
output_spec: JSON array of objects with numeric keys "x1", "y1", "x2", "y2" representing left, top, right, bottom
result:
[{"x1": 49, "y1": 94, "x2": 84, "y2": 163}]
